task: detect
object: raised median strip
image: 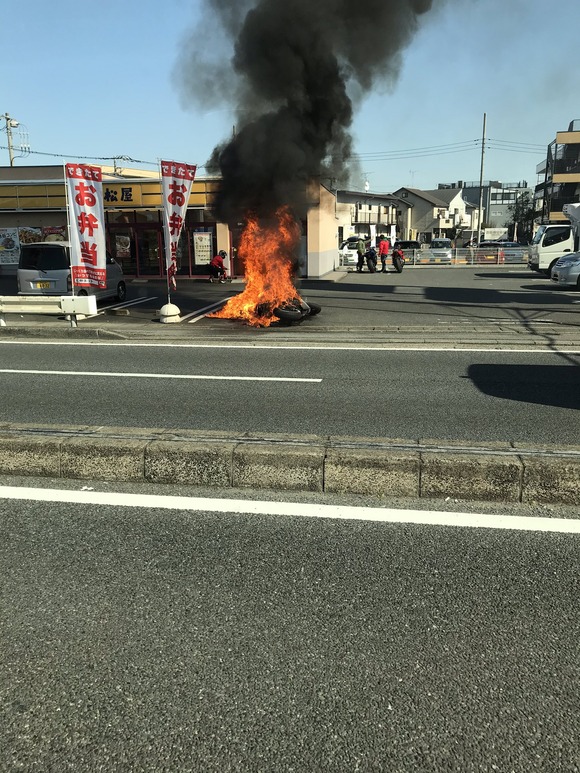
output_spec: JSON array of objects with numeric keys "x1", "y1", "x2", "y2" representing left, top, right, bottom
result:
[{"x1": 0, "y1": 424, "x2": 579, "y2": 505}]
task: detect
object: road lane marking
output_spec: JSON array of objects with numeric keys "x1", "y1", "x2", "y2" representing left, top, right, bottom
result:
[
  {"x1": 0, "y1": 341, "x2": 579, "y2": 354},
  {"x1": 182, "y1": 300, "x2": 228, "y2": 323},
  {"x1": 0, "y1": 368, "x2": 321, "y2": 383},
  {"x1": 0, "y1": 485, "x2": 579, "y2": 534},
  {"x1": 84, "y1": 296, "x2": 157, "y2": 318}
]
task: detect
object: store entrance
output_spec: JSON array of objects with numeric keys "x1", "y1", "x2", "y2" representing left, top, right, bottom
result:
[
  {"x1": 108, "y1": 226, "x2": 165, "y2": 277},
  {"x1": 135, "y1": 228, "x2": 163, "y2": 276}
]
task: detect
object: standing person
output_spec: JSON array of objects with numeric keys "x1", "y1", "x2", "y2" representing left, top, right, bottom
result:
[
  {"x1": 209, "y1": 250, "x2": 227, "y2": 282},
  {"x1": 356, "y1": 235, "x2": 366, "y2": 272},
  {"x1": 378, "y1": 234, "x2": 391, "y2": 273}
]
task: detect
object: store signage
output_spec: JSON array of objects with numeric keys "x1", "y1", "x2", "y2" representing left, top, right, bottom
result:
[
  {"x1": 65, "y1": 163, "x2": 106, "y2": 288},
  {"x1": 193, "y1": 232, "x2": 212, "y2": 265},
  {"x1": 160, "y1": 160, "x2": 197, "y2": 290}
]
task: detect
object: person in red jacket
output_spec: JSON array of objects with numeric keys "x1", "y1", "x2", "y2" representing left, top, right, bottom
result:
[
  {"x1": 378, "y1": 234, "x2": 391, "y2": 273},
  {"x1": 209, "y1": 250, "x2": 227, "y2": 282}
]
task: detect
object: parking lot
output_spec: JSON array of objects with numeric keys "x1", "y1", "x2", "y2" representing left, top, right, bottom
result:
[{"x1": 0, "y1": 265, "x2": 579, "y2": 340}]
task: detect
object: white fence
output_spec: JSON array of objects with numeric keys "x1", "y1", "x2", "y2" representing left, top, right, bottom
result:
[{"x1": 339, "y1": 247, "x2": 529, "y2": 269}]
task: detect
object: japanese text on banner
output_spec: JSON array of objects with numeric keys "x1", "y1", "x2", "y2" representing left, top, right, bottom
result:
[
  {"x1": 65, "y1": 164, "x2": 106, "y2": 288},
  {"x1": 161, "y1": 160, "x2": 197, "y2": 290}
]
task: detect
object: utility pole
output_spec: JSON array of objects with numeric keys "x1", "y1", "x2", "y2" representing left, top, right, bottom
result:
[
  {"x1": 2, "y1": 113, "x2": 19, "y2": 166},
  {"x1": 476, "y1": 112, "x2": 486, "y2": 244}
]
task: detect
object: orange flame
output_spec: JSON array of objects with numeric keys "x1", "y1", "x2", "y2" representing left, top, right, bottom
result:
[{"x1": 209, "y1": 207, "x2": 303, "y2": 327}]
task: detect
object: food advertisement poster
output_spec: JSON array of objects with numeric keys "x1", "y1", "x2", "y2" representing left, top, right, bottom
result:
[
  {"x1": 0, "y1": 228, "x2": 20, "y2": 264},
  {"x1": 193, "y1": 232, "x2": 212, "y2": 265},
  {"x1": 42, "y1": 225, "x2": 67, "y2": 242},
  {"x1": 17, "y1": 227, "x2": 43, "y2": 246}
]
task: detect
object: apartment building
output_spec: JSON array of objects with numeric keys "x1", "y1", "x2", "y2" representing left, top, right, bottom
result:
[
  {"x1": 535, "y1": 118, "x2": 580, "y2": 224},
  {"x1": 438, "y1": 180, "x2": 532, "y2": 232},
  {"x1": 391, "y1": 187, "x2": 478, "y2": 243}
]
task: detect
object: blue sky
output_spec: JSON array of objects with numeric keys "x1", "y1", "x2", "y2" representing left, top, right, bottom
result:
[{"x1": 2, "y1": 0, "x2": 579, "y2": 193}]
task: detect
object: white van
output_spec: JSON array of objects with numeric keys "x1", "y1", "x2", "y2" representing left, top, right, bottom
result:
[
  {"x1": 17, "y1": 241, "x2": 126, "y2": 301},
  {"x1": 528, "y1": 224, "x2": 576, "y2": 275}
]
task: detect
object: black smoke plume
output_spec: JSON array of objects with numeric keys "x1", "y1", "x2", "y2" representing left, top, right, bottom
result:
[{"x1": 178, "y1": 0, "x2": 436, "y2": 226}]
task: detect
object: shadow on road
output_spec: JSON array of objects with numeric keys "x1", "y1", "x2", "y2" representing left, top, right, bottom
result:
[{"x1": 467, "y1": 363, "x2": 580, "y2": 410}]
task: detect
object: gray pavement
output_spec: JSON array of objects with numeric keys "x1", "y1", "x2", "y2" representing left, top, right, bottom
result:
[
  {"x1": 0, "y1": 267, "x2": 579, "y2": 505},
  {"x1": 2, "y1": 491, "x2": 580, "y2": 772}
]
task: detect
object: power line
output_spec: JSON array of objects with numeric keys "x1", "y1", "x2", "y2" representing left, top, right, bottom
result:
[
  {"x1": 487, "y1": 137, "x2": 547, "y2": 149},
  {"x1": 0, "y1": 145, "x2": 159, "y2": 167}
]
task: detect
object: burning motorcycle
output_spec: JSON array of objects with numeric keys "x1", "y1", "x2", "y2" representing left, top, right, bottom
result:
[{"x1": 270, "y1": 297, "x2": 322, "y2": 324}]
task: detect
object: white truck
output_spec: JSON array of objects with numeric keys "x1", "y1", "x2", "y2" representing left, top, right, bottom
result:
[{"x1": 528, "y1": 215, "x2": 577, "y2": 275}]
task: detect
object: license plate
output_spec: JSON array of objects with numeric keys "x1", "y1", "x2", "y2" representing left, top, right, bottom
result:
[{"x1": 36, "y1": 282, "x2": 50, "y2": 289}]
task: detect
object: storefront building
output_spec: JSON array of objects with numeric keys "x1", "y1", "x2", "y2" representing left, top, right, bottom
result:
[
  {"x1": 0, "y1": 165, "x2": 340, "y2": 278},
  {"x1": 0, "y1": 165, "x2": 234, "y2": 277}
]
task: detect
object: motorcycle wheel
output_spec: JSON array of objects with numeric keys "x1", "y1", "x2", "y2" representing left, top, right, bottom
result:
[
  {"x1": 305, "y1": 301, "x2": 322, "y2": 316},
  {"x1": 393, "y1": 256, "x2": 404, "y2": 273},
  {"x1": 367, "y1": 257, "x2": 377, "y2": 273},
  {"x1": 273, "y1": 305, "x2": 305, "y2": 323}
]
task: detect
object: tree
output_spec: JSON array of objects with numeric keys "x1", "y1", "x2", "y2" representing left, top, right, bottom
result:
[{"x1": 505, "y1": 191, "x2": 535, "y2": 243}]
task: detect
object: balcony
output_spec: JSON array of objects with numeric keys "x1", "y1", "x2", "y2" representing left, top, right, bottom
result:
[{"x1": 351, "y1": 207, "x2": 396, "y2": 225}]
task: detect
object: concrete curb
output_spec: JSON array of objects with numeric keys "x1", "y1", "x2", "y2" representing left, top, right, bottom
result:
[{"x1": 0, "y1": 424, "x2": 579, "y2": 505}]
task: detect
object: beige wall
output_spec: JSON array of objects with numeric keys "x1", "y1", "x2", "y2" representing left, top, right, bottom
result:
[{"x1": 306, "y1": 185, "x2": 338, "y2": 277}]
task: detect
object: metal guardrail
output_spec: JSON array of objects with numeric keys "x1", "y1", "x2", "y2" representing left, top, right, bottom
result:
[
  {"x1": 0, "y1": 294, "x2": 97, "y2": 327},
  {"x1": 338, "y1": 248, "x2": 529, "y2": 269}
]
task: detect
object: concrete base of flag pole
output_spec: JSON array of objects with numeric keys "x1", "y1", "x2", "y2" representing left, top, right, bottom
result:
[{"x1": 158, "y1": 303, "x2": 181, "y2": 324}]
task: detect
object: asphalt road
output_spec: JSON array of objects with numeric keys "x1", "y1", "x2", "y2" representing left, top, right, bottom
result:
[
  {"x1": 2, "y1": 266, "x2": 580, "y2": 329},
  {"x1": 0, "y1": 342, "x2": 578, "y2": 444},
  {"x1": 2, "y1": 486, "x2": 579, "y2": 772}
]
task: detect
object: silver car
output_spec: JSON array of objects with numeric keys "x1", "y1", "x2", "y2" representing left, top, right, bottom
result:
[
  {"x1": 550, "y1": 252, "x2": 580, "y2": 289},
  {"x1": 17, "y1": 241, "x2": 126, "y2": 301}
]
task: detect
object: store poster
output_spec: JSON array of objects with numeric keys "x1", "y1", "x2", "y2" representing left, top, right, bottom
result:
[
  {"x1": 0, "y1": 228, "x2": 20, "y2": 264},
  {"x1": 193, "y1": 232, "x2": 212, "y2": 265}
]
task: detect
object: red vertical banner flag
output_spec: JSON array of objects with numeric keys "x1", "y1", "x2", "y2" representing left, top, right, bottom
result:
[
  {"x1": 161, "y1": 160, "x2": 197, "y2": 290},
  {"x1": 65, "y1": 163, "x2": 106, "y2": 288}
]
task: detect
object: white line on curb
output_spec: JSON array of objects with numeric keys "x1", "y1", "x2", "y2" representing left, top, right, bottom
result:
[
  {"x1": 0, "y1": 341, "x2": 579, "y2": 354},
  {"x1": 0, "y1": 485, "x2": 579, "y2": 533},
  {"x1": 0, "y1": 368, "x2": 321, "y2": 383}
]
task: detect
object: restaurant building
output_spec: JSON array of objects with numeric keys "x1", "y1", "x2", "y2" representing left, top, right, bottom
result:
[{"x1": 0, "y1": 165, "x2": 339, "y2": 278}]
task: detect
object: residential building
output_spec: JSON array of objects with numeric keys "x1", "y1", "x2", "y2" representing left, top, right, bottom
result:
[
  {"x1": 334, "y1": 190, "x2": 411, "y2": 245},
  {"x1": 391, "y1": 187, "x2": 478, "y2": 243},
  {"x1": 438, "y1": 180, "x2": 532, "y2": 233},
  {"x1": 535, "y1": 118, "x2": 580, "y2": 224}
]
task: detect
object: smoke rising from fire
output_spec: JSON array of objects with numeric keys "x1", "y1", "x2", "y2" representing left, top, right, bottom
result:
[{"x1": 178, "y1": 0, "x2": 437, "y2": 226}]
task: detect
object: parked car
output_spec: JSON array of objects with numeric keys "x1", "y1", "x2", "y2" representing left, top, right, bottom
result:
[
  {"x1": 497, "y1": 241, "x2": 527, "y2": 263},
  {"x1": 17, "y1": 241, "x2": 126, "y2": 301},
  {"x1": 393, "y1": 240, "x2": 421, "y2": 251},
  {"x1": 427, "y1": 238, "x2": 453, "y2": 263},
  {"x1": 550, "y1": 252, "x2": 580, "y2": 288},
  {"x1": 474, "y1": 241, "x2": 506, "y2": 264},
  {"x1": 339, "y1": 236, "x2": 370, "y2": 269}
]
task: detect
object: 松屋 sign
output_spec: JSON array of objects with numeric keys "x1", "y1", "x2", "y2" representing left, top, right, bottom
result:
[
  {"x1": 65, "y1": 164, "x2": 106, "y2": 288},
  {"x1": 161, "y1": 160, "x2": 197, "y2": 291}
]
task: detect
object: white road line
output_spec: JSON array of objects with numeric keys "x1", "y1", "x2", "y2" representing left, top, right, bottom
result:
[
  {"x1": 84, "y1": 296, "x2": 157, "y2": 319},
  {"x1": 0, "y1": 341, "x2": 579, "y2": 354},
  {"x1": 0, "y1": 485, "x2": 579, "y2": 533},
  {"x1": 182, "y1": 300, "x2": 227, "y2": 323},
  {"x1": 0, "y1": 368, "x2": 321, "y2": 383}
]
